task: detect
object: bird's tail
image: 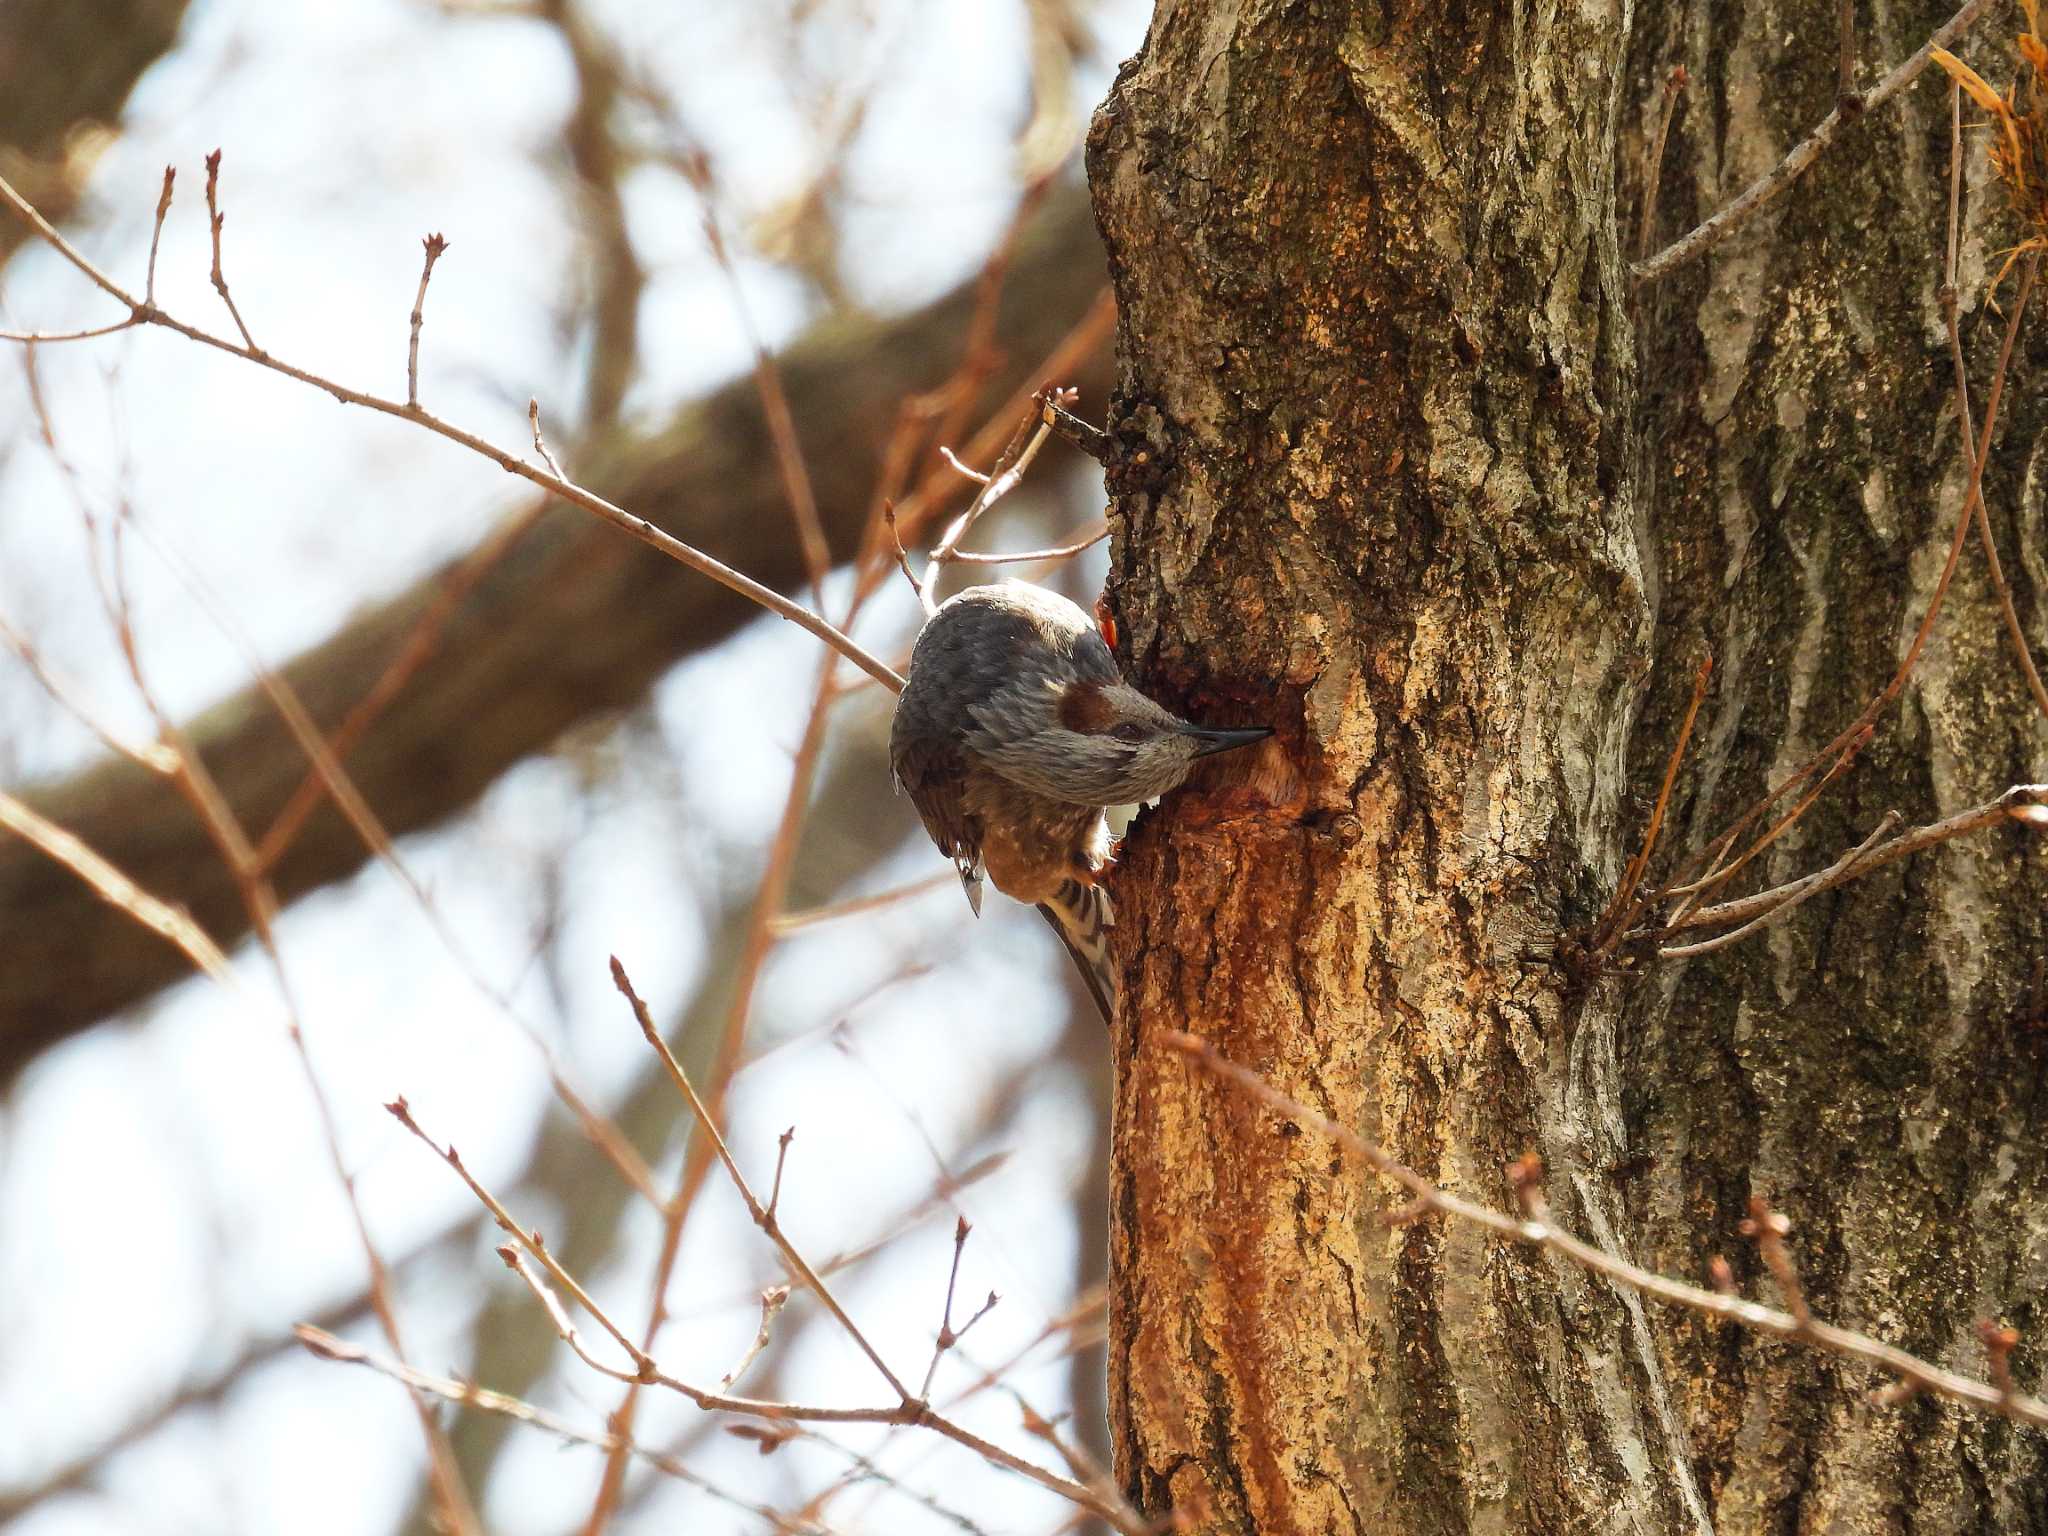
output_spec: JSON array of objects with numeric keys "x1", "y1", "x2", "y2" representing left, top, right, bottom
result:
[{"x1": 1038, "y1": 879, "x2": 1116, "y2": 1027}]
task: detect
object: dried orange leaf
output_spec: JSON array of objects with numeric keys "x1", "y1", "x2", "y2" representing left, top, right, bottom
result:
[{"x1": 1932, "y1": 47, "x2": 2010, "y2": 117}]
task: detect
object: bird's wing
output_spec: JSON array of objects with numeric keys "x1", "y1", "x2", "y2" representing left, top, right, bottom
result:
[{"x1": 892, "y1": 735, "x2": 985, "y2": 909}]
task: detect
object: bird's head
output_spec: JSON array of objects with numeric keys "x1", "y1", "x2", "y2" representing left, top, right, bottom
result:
[{"x1": 969, "y1": 674, "x2": 1272, "y2": 807}]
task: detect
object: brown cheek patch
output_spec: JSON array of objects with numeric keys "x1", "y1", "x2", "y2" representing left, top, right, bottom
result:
[{"x1": 1057, "y1": 681, "x2": 1116, "y2": 734}]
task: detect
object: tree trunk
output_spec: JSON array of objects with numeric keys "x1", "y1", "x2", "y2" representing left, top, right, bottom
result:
[{"x1": 1093, "y1": 2, "x2": 2046, "y2": 1532}]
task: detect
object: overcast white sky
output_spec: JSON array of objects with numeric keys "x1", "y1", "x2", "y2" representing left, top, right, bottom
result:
[{"x1": 0, "y1": 2, "x2": 1145, "y2": 1531}]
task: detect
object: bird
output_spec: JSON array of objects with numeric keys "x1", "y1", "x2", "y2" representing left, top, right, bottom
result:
[{"x1": 889, "y1": 580, "x2": 1272, "y2": 1022}]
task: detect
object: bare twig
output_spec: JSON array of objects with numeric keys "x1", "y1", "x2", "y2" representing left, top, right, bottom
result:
[
  {"x1": 407, "y1": 232, "x2": 449, "y2": 409},
  {"x1": 1595, "y1": 654, "x2": 1711, "y2": 951},
  {"x1": 943, "y1": 518, "x2": 1109, "y2": 567},
  {"x1": 0, "y1": 789, "x2": 232, "y2": 981},
  {"x1": 528, "y1": 396, "x2": 566, "y2": 477},
  {"x1": 1637, "y1": 65, "x2": 1690, "y2": 260},
  {"x1": 1980, "y1": 1320, "x2": 2022, "y2": 1407},
  {"x1": 202, "y1": 150, "x2": 258, "y2": 350},
  {"x1": 610, "y1": 957, "x2": 914, "y2": 1404},
  {"x1": 0, "y1": 610, "x2": 179, "y2": 771},
  {"x1": 1163, "y1": 1030, "x2": 2048, "y2": 1431},
  {"x1": 1635, "y1": 0, "x2": 1997, "y2": 282},
  {"x1": 939, "y1": 445, "x2": 991, "y2": 484},
  {"x1": 0, "y1": 566, "x2": 483, "y2": 1536},
  {"x1": 0, "y1": 166, "x2": 906, "y2": 693},
  {"x1": 250, "y1": 498, "x2": 549, "y2": 874},
  {"x1": 1741, "y1": 1198, "x2": 1812, "y2": 1331},
  {"x1": 1036, "y1": 390, "x2": 1111, "y2": 466},
  {"x1": 386, "y1": 1095, "x2": 658, "y2": 1379},
  {"x1": 918, "y1": 1217, "x2": 999, "y2": 1402},
  {"x1": 1658, "y1": 810, "x2": 1900, "y2": 958},
  {"x1": 376, "y1": 1075, "x2": 1137, "y2": 1527},
  {"x1": 769, "y1": 870, "x2": 955, "y2": 933},
  {"x1": 294, "y1": 1325, "x2": 828, "y2": 1527},
  {"x1": 146, "y1": 166, "x2": 173, "y2": 306},
  {"x1": 1946, "y1": 253, "x2": 2048, "y2": 718},
  {"x1": 882, "y1": 500, "x2": 926, "y2": 605},
  {"x1": 0, "y1": 317, "x2": 143, "y2": 344},
  {"x1": 1654, "y1": 785, "x2": 2048, "y2": 941},
  {"x1": 918, "y1": 390, "x2": 1064, "y2": 612},
  {"x1": 720, "y1": 1286, "x2": 790, "y2": 1393},
  {"x1": 496, "y1": 1244, "x2": 643, "y2": 1385},
  {"x1": 668, "y1": 141, "x2": 833, "y2": 601},
  {"x1": 1650, "y1": 256, "x2": 2038, "y2": 920}
]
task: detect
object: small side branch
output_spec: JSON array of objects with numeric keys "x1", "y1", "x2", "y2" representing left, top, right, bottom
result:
[
  {"x1": 408, "y1": 233, "x2": 449, "y2": 409},
  {"x1": 0, "y1": 165, "x2": 905, "y2": 694},
  {"x1": 202, "y1": 150, "x2": 258, "y2": 351},
  {"x1": 1635, "y1": 0, "x2": 1996, "y2": 283},
  {"x1": 610, "y1": 956, "x2": 915, "y2": 1406},
  {"x1": 1162, "y1": 1031, "x2": 2048, "y2": 1432}
]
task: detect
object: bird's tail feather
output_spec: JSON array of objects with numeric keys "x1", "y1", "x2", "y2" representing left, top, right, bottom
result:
[{"x1": 1038, "y1": 879, "x2": 1116, "y2": 1026}]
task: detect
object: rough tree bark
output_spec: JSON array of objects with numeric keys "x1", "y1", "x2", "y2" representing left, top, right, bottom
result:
[{"x1": 1094, "y1": 2, "x2": 2045, "y2": 1533}]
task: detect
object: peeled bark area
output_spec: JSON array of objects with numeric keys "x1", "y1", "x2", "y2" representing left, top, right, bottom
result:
[{"x1": 1093, "y1": 1, "x2": 2046, "y2": 1532}]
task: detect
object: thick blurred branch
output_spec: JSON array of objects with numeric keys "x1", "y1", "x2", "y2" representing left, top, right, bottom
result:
[
  {"x1": 0, "y1": 0, "x2": 190, "y2": 268},
  {"x1": 0, "y1": 185, "x2": 1108, "y2": 1078}
]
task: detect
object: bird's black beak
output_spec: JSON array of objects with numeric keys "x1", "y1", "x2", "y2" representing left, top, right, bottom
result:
[{"x1": 1182, "y1": 724, "x2": 1274, "y2": 758}]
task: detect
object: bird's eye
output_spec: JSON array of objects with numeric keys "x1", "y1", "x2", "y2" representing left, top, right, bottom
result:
[{"x1": 1111, "y1": 722, "x2": 1147, "y2": 744}]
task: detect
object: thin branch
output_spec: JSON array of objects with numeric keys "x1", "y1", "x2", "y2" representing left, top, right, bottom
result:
[
  {"x1": 2, "y1": 544, "x2": 484, "y2": 1536},
  {"x1": 1594, "y1": 653, "x2": 1711, "y2": 951},
  {"x1": 942, "y1": 518, "x2": 1108, "y2": 567},
  {"x1": 609, "y1": 957, "x2": 915, "y2": 1404},
  {"x1": 1649, "y1": 255, "x2": 2038, "y2": 918},
  {"x1": 1946, "y1": 252, "x2": 2048, "y2": 718},
  {"x1": 0, "y1": 318, "x2": 142, "y2": 344},
  {"x1": 146, "y1": 166, "x2": 173, "y2": 306},
  {"x1": 882, "y1": 500, "x2": 925, "y2": 606},
  {"x1": 1653, "y1": 783, "x2": 2048, "y2": 940},
  {"x1": 1036, "y1": 389, "x2": 1112, "y2": 466},
  {"x1": 769, "y1": 870, "x2": 956, "y2": 934},
  {"x1": 1637, "y1": 65, "x2": 1690, "y2": 261},
  {"x1": 298, "y1": 1322, "x2": 1131, "y2": 1528},
  {"x1": 250, "y1": 497, "x2": 547, "y2": 874},
  {"x1": 1741, "y1": 1198, "x2": 1812, "y2": 1331},
  {"x1": 0, "y1": 788, "x2": 232, "y2": 981},
  {"x1": 939, "y1": 445, "x2": 991, "y2": 484},
  {"x1": 529, "y1": 396, "x2": 566, "y2": 477},
  {"x1": 407, "y1": 232, "x2": 449, "y2": 409},
  {"x1": 1162, "y1": 1030, "x2": 2048, "y2": 1432},
  {"x1": 0, "y1": 609, "x2": 180, "y2": 771},
  {"x1": 1658, "y1": 810, "x2": 1900, "y2": 958},
  {"x1": 376, "y1": 1081, "x2": 1136, "y2": 1528},
  {"x1": 1635, "y1": 0, "x2": 1997, "y2": 282},
  {"x1": 918, "y1": 1217, "x2": 998, "y2": 1402},
  {"x1": 0, "y1": 165, "x2": 906, "y2": 694},
  {"x1": 720, "y1": 1286, "x2": 790, "y2": 1393},
  {"x1": 202, "y1": 150, "x2": 258, "y2": 350},
  {"x1": 385, "y1": 1095, "x2": 659, "y2": 1380},
  {"x1": 767, "y1": 1126, "x2": 796, "y2": 1222},
  {"x1": 918, "y1": 392, "x2": 1063, "y2": 614},
  {"x1": 497, "y1": 1244, "x2": 643, "y2": 1385},
  {"x1": 294, "y1": 1325, "x2": 823, "y2": 1527}
]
